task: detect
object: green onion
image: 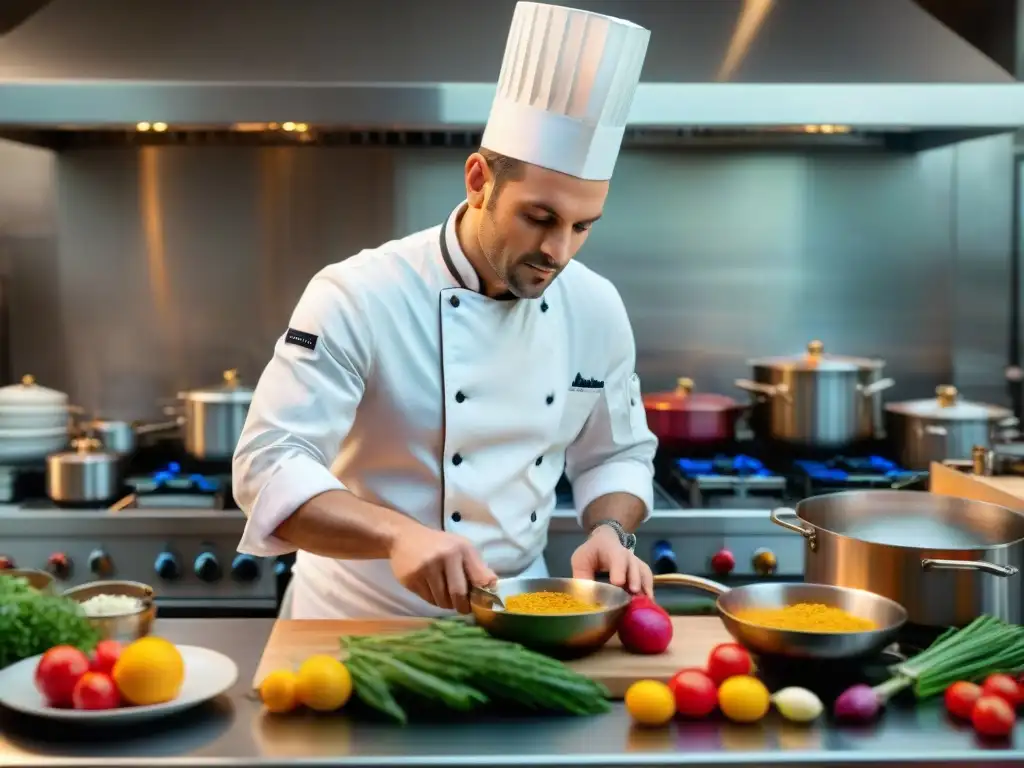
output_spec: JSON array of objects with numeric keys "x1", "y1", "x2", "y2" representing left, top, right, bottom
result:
[
  {"x1": 881, "y1": 615, "x2": 1024, "y2": 702},
  {"x1": 339, "y1": 620, "x2": 611, "y2": 723}
]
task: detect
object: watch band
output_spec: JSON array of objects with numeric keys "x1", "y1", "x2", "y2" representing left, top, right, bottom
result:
[{"x1": 589, "y1": 519, "x2": 637, "y2": 552}]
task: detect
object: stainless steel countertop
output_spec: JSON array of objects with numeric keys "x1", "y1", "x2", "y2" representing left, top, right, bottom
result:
[{"x1": 2, "y1": 618, "x2": 1022, "y2": 768}]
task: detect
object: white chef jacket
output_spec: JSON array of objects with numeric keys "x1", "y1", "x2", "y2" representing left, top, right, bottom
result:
[{"x1": 233, "y1": 201, "x2": 658, "y2": 619}]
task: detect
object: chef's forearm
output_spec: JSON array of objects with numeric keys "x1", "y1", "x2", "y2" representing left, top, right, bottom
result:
[
  {"x1": 581, "y1": 492, "x2": 646, "y2": 533},
  {"x1": 272, "y1": 490, "x2": 424, "y2": 560}
]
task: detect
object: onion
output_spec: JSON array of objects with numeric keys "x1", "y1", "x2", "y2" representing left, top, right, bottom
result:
[
  {"x1": 618, "y1": 605, "x2": 673, "y2": 654},
  {"x1": 833, "y1": 684, "x2": 882, "y2": 723},
  {"x1": 771, "y1": 686, "x2": 824, "y2": 723}
]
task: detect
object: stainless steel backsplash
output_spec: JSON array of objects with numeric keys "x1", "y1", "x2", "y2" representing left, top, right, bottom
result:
[{"x1": 0, "y1": 135, "x2": 1013, "y2": 419}]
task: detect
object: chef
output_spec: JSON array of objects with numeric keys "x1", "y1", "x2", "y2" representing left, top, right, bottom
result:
[{"x1": 233, "y1": 1, "x2": 658, "y2": 619}]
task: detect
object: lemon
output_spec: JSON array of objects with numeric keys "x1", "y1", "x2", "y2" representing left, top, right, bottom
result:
[
  {"x1": 112, "y1": 637, "x2": 185, "y2": 706},
  {"x1": 260, "y1": 669, "x2": 299, "y2": 714},
  {"x1": 717, "y1": 675, "x2": 770, "y2": 723},
  {"x1": 295, "y1": 655, "x2": 352, "y2": 712},
  {"x1": 625, "y1": 679, "x2": 676, "y2": 726}
]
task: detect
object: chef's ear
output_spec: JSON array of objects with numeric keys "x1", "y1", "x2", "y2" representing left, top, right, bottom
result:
[{"x1": 464, "y1": 152, "x2": 491, "y2": 209}]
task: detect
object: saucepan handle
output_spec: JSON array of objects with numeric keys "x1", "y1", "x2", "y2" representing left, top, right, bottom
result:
[
  {"x1": 652, "y1": 573, "x2": 729, "y2": 596},
  {"x1": 921, "y1": 558, "x2": 1019, "y2": 577}
]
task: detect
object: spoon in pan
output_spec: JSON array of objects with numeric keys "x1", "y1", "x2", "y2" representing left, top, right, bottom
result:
[{"x1": 471, "y1": 583, "x2": 506, "y2": 611}]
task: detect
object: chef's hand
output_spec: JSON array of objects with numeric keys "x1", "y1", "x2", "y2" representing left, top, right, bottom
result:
[
  {"x1": 571, "y1": 525, "x2": 654, "y2": 597},
  {"x1": 389, "y1": 527, "x2": 497, "y2": 614}
]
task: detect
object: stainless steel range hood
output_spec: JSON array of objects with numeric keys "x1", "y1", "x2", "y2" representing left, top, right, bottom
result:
[{"x1": 1, "y1": 0, "x2": 1023, "y2": 150}]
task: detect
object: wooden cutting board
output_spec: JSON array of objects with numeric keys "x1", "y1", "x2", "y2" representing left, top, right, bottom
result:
[{"x1": 252, "y1": 617, "x2": 732, "y2": 698}]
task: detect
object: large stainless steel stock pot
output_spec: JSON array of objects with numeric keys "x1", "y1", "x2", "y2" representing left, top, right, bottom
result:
[{"x1": 771, "y1": 490, "x2": 1024, "y2": 626}]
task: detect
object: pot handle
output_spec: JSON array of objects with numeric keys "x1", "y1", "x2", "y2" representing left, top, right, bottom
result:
[
  {"x1": 770, "y1": 508, "x2": 818, "y2": 552},
  {"x1": 735, "y1": 379, "x2": 793, "y2": 405},
  {"x1": 135, "y1": 418, "x2": 183, "y2": 435},
  {"x1": 652, "y1": 573, "x2": 729, "y2": 595},
  {"x1": 770, "y1": 508, "x2": 811, "y2": 537},
  {"x1": 859, "y1": 378, "x2": 895, "y2": 398},
  {"x1": 921, "y1": 558, "x2": 1019, "y2": 577}
]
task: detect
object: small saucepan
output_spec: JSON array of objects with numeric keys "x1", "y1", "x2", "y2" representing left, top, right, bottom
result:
[
  {"x1": 643, "y1": 378, "x2": 747, "y2": 448},
  {"x1": 655, "y1": 573, "x2": 907, "y2": 660}
]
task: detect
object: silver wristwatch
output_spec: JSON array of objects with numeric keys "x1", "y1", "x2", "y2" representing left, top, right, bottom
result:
[{"x1": 589, "y1": 519, "x2": 637, "y2": 552}]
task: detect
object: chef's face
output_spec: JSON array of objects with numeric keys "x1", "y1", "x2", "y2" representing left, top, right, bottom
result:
[{"x1": 466, "y1": 154, "x2": 608, "y2": 299}]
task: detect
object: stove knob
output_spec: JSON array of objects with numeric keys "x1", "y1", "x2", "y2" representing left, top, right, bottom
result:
[
  {"x1": 89, "y1": 549, "x2": 114, "y2": 578},
  {"x1": 231, "y1": 554, "x2": 260, "y2": 583},
  {"x1": 46, "y1": 552, "x2": 72, "y2": 581},
  {"x1": 752, "y1": 548, "x2": 778, "y2": 576},
  {"x1": 0, "y1": 555, "x2": 14, "y2": 570},
  {"x1": 710, "y1": 548, "x2": 736, "y2": 576},
  {"x1": 194, "y1": 552, "x2": 222, "y2": 583},
  {"x1": 154, "y1": 551, "x2": 181, "y2": 581},
  {"x1": 651, "y1": 540, "x2": 677, "y2": 575}
]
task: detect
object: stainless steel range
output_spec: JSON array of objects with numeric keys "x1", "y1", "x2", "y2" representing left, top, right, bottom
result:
[
  {"x1": 546, "y1": 479, "x2": 806, "y2": 586},
  {"x1": 1, "y1": 435, "x2": 926, "y2": 618},
  {"x1": 0, "y1": 462, "x2": 277, "y2": 616}
]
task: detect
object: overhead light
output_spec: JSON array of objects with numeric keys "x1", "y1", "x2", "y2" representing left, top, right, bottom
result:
[
  {"x1": 282, "y1": 121, "x2": 297, "y2": 132},
  {"x1": 136, "y1": 122, "x2": 151, "y2": 132},
  {"x1": 152, "y1": 122, "x2": 168, "y2": 132}
]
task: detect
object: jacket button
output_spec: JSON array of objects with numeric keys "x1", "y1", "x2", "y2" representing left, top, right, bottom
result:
[
  {"x1": 530, "y1": 511, "x2": 537, "y2": 522},
  {"x1": 541, "y1": 300, "x2": 549, "y2": 313},
  {"x1": 535, "y1": 456, "x2": 543, "y2": 466},
  {"x1": 452, "y1": 453, "x2": 463, "y2": 466},
  {"x1": 455, "y1": 391, "x2": 466, "y2": 403},
  {"x1": 545, "y1": 393, "x2": 555, "y2": 405},
  {"x1": 449, "y1": 295, "x2": 460, "y2": 308},
  {"x1": 451, "y1": 511, "x2": 462, "y2": 523}
]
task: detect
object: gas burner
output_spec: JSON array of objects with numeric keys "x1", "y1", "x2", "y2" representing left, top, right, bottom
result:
[
  {"x1": 128, "y1": 462, "x2": 224, "y2": 494},
  {"x1": 671, "y1": 455, "x2": 787, "y2": 507},
  {"x1": 792, "y1": 455, "x2": 920, "y2": 496},
  {"x1": 115, "y1": 463, "x2": 235, "y2": 510}
]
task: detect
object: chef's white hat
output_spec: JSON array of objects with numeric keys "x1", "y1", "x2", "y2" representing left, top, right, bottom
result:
[{"x1": 481, "y1": 2, "x2": 650, "y2": 182}]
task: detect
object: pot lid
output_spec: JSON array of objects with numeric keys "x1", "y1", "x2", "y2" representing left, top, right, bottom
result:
[
  {"x1": 885, "y1": 385, "x2": 1014, "y2": 420},
  {"x1": 0, "y1": 375, "x2": 69, "y2": 408},
  {"x1": 50, "y1": 436, "x2": 116, "y2": 463},
  {"x1": 182, "y1": 369, "x2": 254, "y2": 404},
  {"x1": 642, "y1": 378, "x2": 741, "y2": 412},
  {"x1": 748, "y1": 340, "x2": 884, "y2": 372}
]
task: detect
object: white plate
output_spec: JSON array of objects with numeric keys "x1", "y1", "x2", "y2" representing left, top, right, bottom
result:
[{"x1": 0, "y1": 645, "x2": 238, "y2": 724}]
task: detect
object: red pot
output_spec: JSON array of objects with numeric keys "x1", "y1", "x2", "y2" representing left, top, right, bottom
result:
[{"x1": 643, "y1": 377, "x2": 747, "y2": 446}]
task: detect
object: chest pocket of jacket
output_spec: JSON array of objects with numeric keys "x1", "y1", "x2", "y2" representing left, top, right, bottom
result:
[
  {"x1": 611, "y1": 373, "x2": 648, "y2": 445},
  {"x1": 559, "y1": 390, "x2": 601, "y2": 445}
]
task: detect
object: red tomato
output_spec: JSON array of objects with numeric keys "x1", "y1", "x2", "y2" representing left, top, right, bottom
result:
[
  {"x1": 71, "y1": 672, "x2": 121, "y2": 710},
  {"x1": 972, "y1": 695, "x2": 1016, "y2": 737},
  {"x1": 981, "y1": 674, "x2": 1020, "y2": 708},
  {"x1": 706, "y1": 643, "x2": 753, "y2": 686},
  {"x1": 34, "y1": 646, "x2": 90, "y2": 708},
  {"x1": 944, "y1": 681, "x2": 982, "y2": 720},
  {"x1": 667, "y1": 668, "x2": 718, "y2": 718},
  {"x1": 89, "y1": 640, "x2": 123, "y2": 676}
]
